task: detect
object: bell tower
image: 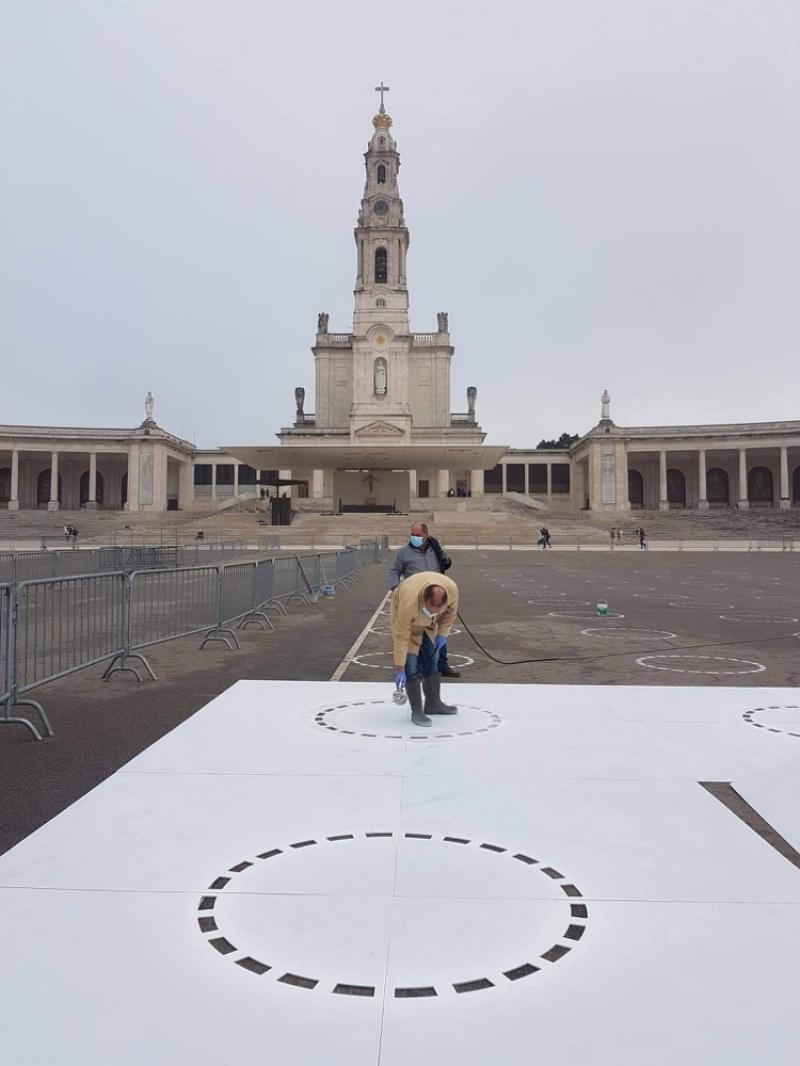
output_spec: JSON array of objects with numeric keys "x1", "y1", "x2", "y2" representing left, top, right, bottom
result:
[{"x1": 352, "y1": 85, "x2": 410, "y2": 336}]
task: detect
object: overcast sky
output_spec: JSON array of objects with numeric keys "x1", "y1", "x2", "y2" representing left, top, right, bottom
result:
[{"x1": 2, "y1": 1, "x2": 799, "y2": 448}]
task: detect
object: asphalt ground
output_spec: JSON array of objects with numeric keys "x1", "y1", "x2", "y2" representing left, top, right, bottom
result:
[
  {"x1": 344, "y1": 549, "x2": 800, "y2": 688},
  {"x1": 2, "y1": 550, "x2": 798, "y2": 855}
]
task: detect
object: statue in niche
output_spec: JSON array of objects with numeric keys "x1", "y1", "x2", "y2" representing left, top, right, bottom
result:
[
  {"x1": 295, "y1": 386, "x2": 305, "y2": 422},
  {"x1": 467, "y1": 386, "x2": 477, "y2": 419},
  {"x1": 144, "y1": 390, "x2": 154, "y2": 421},
  {"x1": 317, "y1": 312, "x2": 329, "y2": 334},
  {"x1": 437, "y1": 311, "x2": 449, "y2": 333},
  {"x1": 374, "y1": 358, "x2": 387, "y2": 397}
]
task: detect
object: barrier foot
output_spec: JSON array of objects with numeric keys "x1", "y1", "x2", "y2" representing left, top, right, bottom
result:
[
  {"x1": 285, "y1": 593, "x2": 309, "y2": 608},
  {"x1": 1, "y1": 697, "x2": 54, "y2": 739},
  {"x1": 0, "y1": 711, "x2": 45, "y2": 741},
  {"x1": 263, "y1": 601, "x2": 288, "y2": 617},
  {"x1": 103, "y1": 652, "x2": 157, "y2": 683},
  {"x1": 200, "y1": 627, "x2": 241, "y2": 651},
  {"x1": 238, "y1": 612, "x2": 274, "y2": 631}
]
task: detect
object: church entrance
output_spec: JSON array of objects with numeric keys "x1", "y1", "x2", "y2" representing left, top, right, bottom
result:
[{"x1": 333, "y1": 470, "x2": 410, "y2": 513}]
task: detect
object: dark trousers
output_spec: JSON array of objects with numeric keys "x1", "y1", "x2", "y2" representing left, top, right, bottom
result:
[{"x1": 405, "y1": 633, "x2": 440, "y2": 681}]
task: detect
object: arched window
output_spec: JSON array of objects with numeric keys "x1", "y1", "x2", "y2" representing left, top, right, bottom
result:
[
  {"x1": 628, "y1": 469, "x2": 644, "y2": 507},
  {"x1": 667, "y1": 468, "x2": 686, "y2": 506},
  {"x1": 375, "y1": 247, "x2": 387, "y2": 284},
  {"x1": 706, "y1": 467, "x2": 729, "y2": 505},
  {"x1": 377, "y1": 164, "x2": 386, "y2": 184},
  {"x1": 37, "y1": 469, "x2": 62, "y2": 507},
  {"x1": 748, "y1": 465, "x2": 774, "y2": 504}
]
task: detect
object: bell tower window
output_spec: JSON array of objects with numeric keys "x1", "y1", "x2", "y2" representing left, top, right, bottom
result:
[
  {"x1": 375, "y1": 247, "x2": 387, "y2": 284},
  {"x1": 377, "y1": 164, "x2": 386, "y2": 184}
]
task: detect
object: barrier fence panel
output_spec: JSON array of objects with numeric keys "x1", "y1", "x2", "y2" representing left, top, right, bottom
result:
[
  {"x1": 14, "y1": 573, "x2": 127, "y2": 695},
  {"x1": 271, "y1": 556, "x2": 301, "y2": 601},
  {"x1": 0, "y1": 584, "x2": 10, "y2": 706},
  {"x1": 129, "y1": 567, "x2": 218, "y2": 649},
  {"x1": 221, "y1": 562, "x2": 257, "y2": 624},
  {"x1": 253, "y1": 559, "x2": 275, "y2": 609}
]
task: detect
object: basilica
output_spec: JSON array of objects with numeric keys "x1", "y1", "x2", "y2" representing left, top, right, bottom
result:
[{"x1": 2, "y1": 98, "x2": 800, "y2": 515}]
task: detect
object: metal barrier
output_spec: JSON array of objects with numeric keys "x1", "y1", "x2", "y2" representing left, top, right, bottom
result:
[
  {"x1": 748, "y1": 538, "x2": 796, "y2": 552},
  {"x1": 0, "y1": 543, "x2": 382, "y2": 740}
]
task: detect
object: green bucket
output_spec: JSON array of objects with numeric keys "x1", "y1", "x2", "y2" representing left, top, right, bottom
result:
[{"x1": 596, "y1": 601, "x2": 609, "y2": 616}]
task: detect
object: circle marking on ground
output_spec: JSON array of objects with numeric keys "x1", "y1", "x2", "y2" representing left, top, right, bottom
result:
[
  {"x1": 311, "y1": 699, "x2": 500, "y2": 740},
  {"x1": 636, "y1": 654, "x2": 766, "y2": 675}
]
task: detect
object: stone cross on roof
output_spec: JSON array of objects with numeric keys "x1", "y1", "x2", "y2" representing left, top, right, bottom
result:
[{"x1": 374, "y1": 81, "x2": 390, "y2": 113}]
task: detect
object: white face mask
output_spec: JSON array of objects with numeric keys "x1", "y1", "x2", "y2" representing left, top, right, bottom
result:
[{"x1": 421, "y1": 604, "x2": 439, "y2": 621}]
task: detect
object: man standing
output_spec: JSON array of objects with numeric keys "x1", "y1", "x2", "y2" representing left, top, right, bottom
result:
[
  {"x1": 391, "y1": 572, "x2": 459, "y2": 727},
  {"x1": 388, "y1": 522, "x2": 460, "y2": 677}
]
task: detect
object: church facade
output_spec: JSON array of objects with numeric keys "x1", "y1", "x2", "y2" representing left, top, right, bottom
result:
[{"x1": 2, "y1": 100, "x2": 800, "y2": 515}]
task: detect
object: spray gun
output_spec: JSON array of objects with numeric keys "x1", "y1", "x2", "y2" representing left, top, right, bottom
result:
[{"x1": 392, "y1": 682, "x2": 407, "y2": 705}]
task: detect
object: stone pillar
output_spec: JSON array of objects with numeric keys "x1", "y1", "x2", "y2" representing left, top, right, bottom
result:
[
  {"x1": 233, "y1": 463, "x2": 239, "y2": 498},
  {"x1": 84, "y1": 451, "x2": 98, "y2": 509},
  {"x1": 697, "y1": 450, "x2": 708, "y2": 510},
  {"x1": 211, "y1": 463, "x2": 217, "y2": 500},
  {"x1": 738, "y1": 448, "x2": 749, "y2": 509},
  {"x1": 546, "y1": 463, "x2": 552, "y2": 500},
  {"x1": 438, "y1": 469, "x2": 450, "y2": 498},
  {"x1": 8, "y1": 449, "x2": 20, "y2": 510},
  {"x1": 501, "y1": 464, "x2": 507, "y2": 493},
  {"x1": 523, "y1": 463, "x2": 529, "y2": 496},
  {"x1": 312, "y1": 468, "x2": 324, "y2": 499},
  {"x1": 408, "y1": 470, "x2": 417, "y2": 500},
  {"x1": 470, "y1": 469, "x2": 484, "y2": 497},
  {"x1": 47, "y1": 450, "x2": 60, "y2": 512},
  {"x1": 126, "y1": 446, "x2": 140, "y2": 511},
  {"x1": 780, "y1": 446, "x2": 790, "y2": 508},
  {"x1": 178, "y1": 461, "x2": 192, "y2": 510},
  {"x1": 658, "y1": 450, "x2": 668, "y2": 511}
]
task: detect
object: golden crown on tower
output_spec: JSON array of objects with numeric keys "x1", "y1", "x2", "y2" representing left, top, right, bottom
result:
[{"x1": 372, "y1": 112, "x2": 393, "y2": 130}]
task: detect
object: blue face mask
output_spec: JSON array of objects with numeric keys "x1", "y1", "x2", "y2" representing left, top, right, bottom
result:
[{"x1": 409, "y1": 535, "x2": 425, "y2": 548}]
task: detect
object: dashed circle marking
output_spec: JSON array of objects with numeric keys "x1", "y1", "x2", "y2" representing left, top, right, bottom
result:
[
  {"x1": 636, "y1": 654, "x2": 766, "y2": 675},
  {"x1": 718, "y1": 613, "x2": 798, "y2": 623},
  {"x1": 312, "y1": 699, "x2": 501, "y2": 740},
  {"x1": 742, "y1": 705, "x2": 800, "y2": 738},
  {"x1": 197, "y1": 832, "x2": 588, "y2": 998},
  {"x1": 549, "y1": 611, "x2": 625, "y2": 620}
]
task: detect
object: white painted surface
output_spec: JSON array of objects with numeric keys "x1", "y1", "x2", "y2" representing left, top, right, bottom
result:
[{"x1": 2, "y1": 679, "x2": 800, "y2": 1064}]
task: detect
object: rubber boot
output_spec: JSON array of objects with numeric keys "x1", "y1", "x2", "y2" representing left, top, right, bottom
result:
[
  {"x1": 422, "y1": 673, "x2": 458, "y2": 715},
  {"x1": 406, "y1": 675, "x2": 431, "y2": 727}
]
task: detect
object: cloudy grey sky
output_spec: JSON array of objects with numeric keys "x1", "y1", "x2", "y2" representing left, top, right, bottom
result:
[{"x1": 2, "y1": 1, "x2": 799, "y2": 448}]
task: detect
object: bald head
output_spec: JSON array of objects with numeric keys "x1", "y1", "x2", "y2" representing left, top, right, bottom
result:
[{"x1": 424, "y1": 585, "x2": 447, "y2": 610}]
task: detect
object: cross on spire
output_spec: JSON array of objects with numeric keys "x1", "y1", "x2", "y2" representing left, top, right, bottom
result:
[{"x1": 374, "y1": 81, "x2": 390, "y2": 113}]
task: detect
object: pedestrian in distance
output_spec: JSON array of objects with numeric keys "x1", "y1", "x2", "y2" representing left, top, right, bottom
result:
[
  {"x1": 391, "y1": 572, "x2": 459, "y2": 727},
  {"x1": 609, "y1": 526, "x2": 615, "y2": 549},
  {"x1": 388, "y1": 522, "x2": 460, "y2": 677},
  {"x1": 638, "y1": 526, "x2": 647, "y2": 550}
]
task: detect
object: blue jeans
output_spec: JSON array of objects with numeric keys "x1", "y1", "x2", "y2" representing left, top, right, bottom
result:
[{"x1": 405, "y1": 633, "x2": 440, "y2": 681}]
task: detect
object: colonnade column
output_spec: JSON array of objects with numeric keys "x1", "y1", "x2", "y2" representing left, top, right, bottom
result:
[
  {"x1": 47, "y1": 451, "x2": 60, "y2": 512},
  {"x1": 8, "y1": 449, "x2": 20, "y2": 511},
  {"x1": 408, "y1": 470, "x2": 417, "y2": 501},
  {"x1": 738, "y1": 448, "x2": 749, "y2": 509},
  {"x1": 501, "y1": 464, "x2": 508, "y2": 494},
  {"x1": 658, "y1": 450, "x2": 668, "y2": 511},
  {"x1": 697, "y1": 450, "x2": 708, "y2": 510},
  {"x1": 311, "y1": 469, "x2": 324, "y2": 499},
  {"x1": 780, "y1": 446, "x2": 790, "y2": 509},
  {"x1": 470, "y1": 469, "x2": 484, "y2": 497},
  {"x1": 523, "y1": 463, "x2": 529, "y2": 496},
  {"x1": 86, "y1": 451, "x2": 98, "y2": 509},
  {"x1": 211, "y1": 463, "x2": 217, "y2": 501},
  {"x1": 546, "y1": 462, "x2": 552, "y2": 500},
  {"x1": 437, "y1": 469, "x2": 449, "y2": 498}
]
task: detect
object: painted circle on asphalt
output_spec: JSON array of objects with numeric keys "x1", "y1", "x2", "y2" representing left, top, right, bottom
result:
[
  {"x1": 667, "y1": 602, "x2": 735, "y2": 610},
  {"x1": 718, "y1": 614, "x2": 798, "y2": 623},
  {"x1": 636, "y1": 654, "x2": 766, "y2": 675},
  {"x1": 198, "y1": 831, "x2": 588, "y2": 999},
  {"x1": 311, "y1": 698, "x2": 500, "y2": 740},
  {"x1": 633, "y1": 592, "x2": 688, "y2": 600},
  {"x1": 742, "y1": 704, "x2": 800, "y2": 738},
  {"x1": 549, "y1": 611, "x2": 625, "y2": 620},
  {"x1": 351, "y1": 651, "x2": 475, "y2": 671},
  {"x1": 370, "y1": 625, "x2": 462, "y2": 637},
  {"x1": 581, "y1": 627, "x2": 677, "y2": 640}
]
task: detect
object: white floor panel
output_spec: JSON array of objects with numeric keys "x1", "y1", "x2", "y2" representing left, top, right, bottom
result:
[{"x1": 3, "y1": 679, "x2": 800, "y2": 1064}]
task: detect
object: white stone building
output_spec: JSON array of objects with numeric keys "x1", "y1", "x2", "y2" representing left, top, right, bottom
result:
[{"x1": 2, "y1": 101, "x2": 800, "y2": 516}]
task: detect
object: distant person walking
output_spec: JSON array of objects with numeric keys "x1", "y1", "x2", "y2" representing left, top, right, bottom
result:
[
  {"x1": 539, "y1": 526, "x2": 551, "y2": 550},
  {"x1": 638, "y1": 527, "x2": 647, "y2": 550},
  {"x1": 609, "y1": 526, "x2": 616, "y2": 549},
  {"x1": 388, "y1": 522, "x2": 460, "y2": 677}
]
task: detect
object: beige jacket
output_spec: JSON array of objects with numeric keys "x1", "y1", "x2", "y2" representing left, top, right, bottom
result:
[{"x1": 389, "y1": 571, "x2": 459, "y2": 667}]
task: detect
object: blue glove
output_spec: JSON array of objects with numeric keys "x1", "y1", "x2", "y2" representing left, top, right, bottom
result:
[
  {"x1": 394, "y1": 669, "x2": 407, "y2": 687},
  {"x1": 434, "y1": 635, "x2": 447, "y2": 651}
]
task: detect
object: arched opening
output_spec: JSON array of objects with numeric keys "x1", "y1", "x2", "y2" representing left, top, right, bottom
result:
[
  {"x1": 79, "y1": 469, "x2": 105, "y2": 507},
  {"x1": 37, "y1": 469, "x2": 62, "y2": 507},
  {"x1": 748, "y1": 465, "x2": 774, "y2": 505},
  {"x1": 374, "y1": 247, "x2": 387, "y2": 284},
  {"x1": 706, "y1": 467, "x2": 730, "y2": 505},
  {"x1": 667, "y1": 468, "x2": 686, "y2": 506},
  {"x1": 377, "y1": 163, "x2": 386, "y2": 184},
  {"x1": 628, "y1": 469, "x2": 644, "y2": 507},
  {"x1": 793, "y1": 466, "x2": 800, "y2": 504},
  {"x1": 0, "y1": 467, "x2": 10, "y2": 504},
  {"x1": 121, "y1": 472, "x2": 128, "y2": 509}
]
